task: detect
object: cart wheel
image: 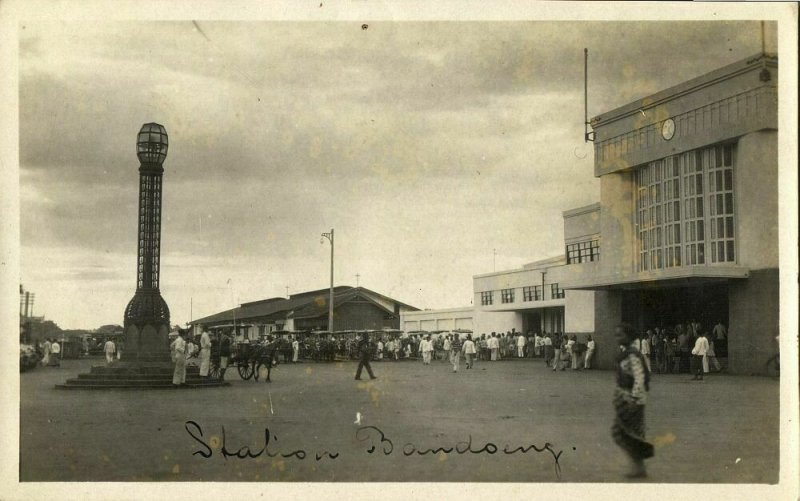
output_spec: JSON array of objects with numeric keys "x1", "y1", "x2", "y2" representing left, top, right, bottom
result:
[
  {"x1": 238, "y1": 362, "x2": 254, "y2": 380},
  {"x1": 210, "y1": 365, "x2": 221, "y2": 380}
]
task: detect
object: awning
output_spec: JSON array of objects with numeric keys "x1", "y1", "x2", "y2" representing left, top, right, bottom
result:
[{"x1": 561, "y1": 265, "x2": 750, "y2": 291}]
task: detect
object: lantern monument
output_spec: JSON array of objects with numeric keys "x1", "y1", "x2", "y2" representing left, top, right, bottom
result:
[{"x1": 57, "y1": 123, "x2": 226, "y2": 388}]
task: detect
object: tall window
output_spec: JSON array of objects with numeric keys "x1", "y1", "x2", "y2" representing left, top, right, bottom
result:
[
  {"x1": 683, "y1": 150, "x2": 705, "y2": 265},
  {"x1": 550, "y1": 283, "x2": 564, "y2": 299},
  {"x1": 708, "y1": 144, "x2": 736, "y2": 263},
  {"x1": 501, "y1": 288, "x2": 515, "y2": 304},
  {"x1": 480, "y1": 291, "x2": 493, "y2": 306},
  {"x1": 566, "y1": 239, "x2": 600, "y2": 264},
  {"x1": 523, "y1": 285, "x2": 543, "y2": 301},
  {"x1": 635, "y1": 143, "x2": 736, "y2": 271}
]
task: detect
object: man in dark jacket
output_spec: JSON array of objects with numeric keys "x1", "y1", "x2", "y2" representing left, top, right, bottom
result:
[{"x1": 355, "y1": 333, "x2": 377, "y2": 380}]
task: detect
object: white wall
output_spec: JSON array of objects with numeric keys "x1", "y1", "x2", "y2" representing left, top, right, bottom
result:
[
  {"x1": 401, "y1": 307, "x2": 474, "y2": 333},
  {"x1": 472, "y1": 308, "x2": 522, "y2": 336},
  {"x1": 564, "y1": 290, "x2": 595, "y2": 333}
]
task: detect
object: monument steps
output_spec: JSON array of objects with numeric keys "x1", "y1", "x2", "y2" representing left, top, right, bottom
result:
[{"x1": 56, "y1": 362, "x2": 229, "y2": 389}]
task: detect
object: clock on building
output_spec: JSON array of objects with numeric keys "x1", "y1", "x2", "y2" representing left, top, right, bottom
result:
[{"x1": 661, "y1": 118, "x2": 675, "y2": 140}]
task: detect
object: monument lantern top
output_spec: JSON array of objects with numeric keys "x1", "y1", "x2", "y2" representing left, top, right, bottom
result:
[{"x1": 136, "y1": 123, "x2": 169, "y2": 165}]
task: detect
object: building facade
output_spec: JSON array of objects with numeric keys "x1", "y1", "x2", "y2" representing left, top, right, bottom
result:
[
  {"x1": 562, "y1": 53, "x2": 779, "y2": 373},
  {"x1": 472, "y1": 203, "x2": 600, "y2": 338},
  {"x1": 406, "y1": 54, "x2": 778, "y2": 374}
]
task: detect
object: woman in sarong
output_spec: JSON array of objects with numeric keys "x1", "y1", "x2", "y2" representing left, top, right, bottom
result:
[{"x1": 612, "y1": 323, "x2": 654, "y2": 478}]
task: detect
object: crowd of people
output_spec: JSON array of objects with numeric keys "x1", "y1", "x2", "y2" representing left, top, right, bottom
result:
[
  {"x1": 374, "y1": 331, "x2": 599, "y2": 372},
  {"x1": 626, "y1": 320, "x2": 728, "y2": 380}
]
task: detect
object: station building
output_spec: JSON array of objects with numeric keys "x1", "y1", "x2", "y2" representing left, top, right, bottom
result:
[
  {"x1": 409, "y1": 53, "x2": 779, "y2": 374},
  {"x1": 565, "y1": 52, "x2": 779, "y2": 373},
  {"x1": 190, "y1": 286, "x2": 419, "y2": 342}
]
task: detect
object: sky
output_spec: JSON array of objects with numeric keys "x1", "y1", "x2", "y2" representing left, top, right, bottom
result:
[{"x1": 18, "y1": 20, "x2": 772, "y2": 329}]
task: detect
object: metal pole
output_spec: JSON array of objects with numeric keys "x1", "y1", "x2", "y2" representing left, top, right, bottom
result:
[
  {"x1": 329, "y1": 228, "x2": 334, "y2": 333},
  {"x1": 584, "y1": 48, "x2": 589, "y2": 142}
]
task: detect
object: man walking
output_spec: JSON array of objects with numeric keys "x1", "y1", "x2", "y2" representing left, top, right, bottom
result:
[
  {"x1": 291, "y1": 336, "x2": 299, "y2": 363},
  {"x1": 355, "y1": 333, "x2": 377, "y2": 380},
  {"x1": 450, "y1": 334, "x2": 463, "y2": 373},
  {"x1": 421, "y1": 335, "x2": 433, "y2": 365},
  {"x1": 463, "y1": 334, "x2": 477, "y2": 369}
]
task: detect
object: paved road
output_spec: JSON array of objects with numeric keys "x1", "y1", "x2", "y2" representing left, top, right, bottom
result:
[{"x1": 19, "y1": 356, "x2": 779, "y2": 482}]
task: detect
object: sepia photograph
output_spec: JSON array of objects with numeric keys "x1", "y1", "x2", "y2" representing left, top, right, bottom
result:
[{"x1": 2, "y1": 1, "x2": 798, "y2": 499}]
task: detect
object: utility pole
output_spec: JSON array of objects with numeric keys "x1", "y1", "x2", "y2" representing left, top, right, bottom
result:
[
  {"x1": 321, "y1": 229, "x2": 335, "y2": 332},
  {"x1": 355, "y1": 273, "x2": 360, "y2": 287}
]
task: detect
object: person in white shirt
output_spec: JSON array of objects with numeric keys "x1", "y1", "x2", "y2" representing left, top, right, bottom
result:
[
  {"x1": 41, "y1": 339, "x2": 51, "y2": 366},
  {"x1": 443, "y1": 336, "x2": 452, "y2": 363},
  {"x1": 534, "y1": 333, "x2": 543, "y2": 358},
  {"x1": 706, "y1": 337, "x2": 722, "y2": 373},
  {"x1": 584, "y1": 335, "x2": 596, "y2": 369},
  {"x1": 488, "y1": 334, "x2": 500, "y2": 361},
  {"x1": 566, "y1": 335, "x2": 577, "y2": 370},
  {"x1": 516, "y1": 333, "x2": 527, "y2": 358},
  {"x1": 462, "y1": 334, "x2": 477, "y2": 369},
  {"x1": 543, "y1": 334, "x2": 553, "y2": 365},
  {"x1": 631, "y1": 336, "x2": 642, "y2": 353},
  {"x1": 170, "y1": 332, "x2": 187, "y2": 386},
  {"x1": 712, "y1": 322, "x2": 727, "y2": 340},
  {"x1": 376, "y1": 339, "x2": 384, "y2": 360},
  {"x1": 199, "y1": 329, "x2": 212, "y2": 377},
  {"x1": 420, "y1": 336, "x2": 433, "y2": 365},
  {"x1": 690, "y1": 329, "x2": 709, "y2": 381},
  {"x1": 292, "y1": 336, "x2": 300, "y2": 363},
  {"x1": 185, "y1": 338, "x2": 196, "y2": 364},
  {"x1": 104, "y1": 339, "x2": 116, "y2": 366},
  {"x1": 49, "y1": 339, "x2": 61, "y2": 367},
  {"x1": 640, "y1": 333, "x2": 651, "y2": 371}
]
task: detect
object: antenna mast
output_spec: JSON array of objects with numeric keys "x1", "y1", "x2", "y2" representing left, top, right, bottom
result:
[{"x1": 584, "y1": 48, "x2": 594, "y2": 143}]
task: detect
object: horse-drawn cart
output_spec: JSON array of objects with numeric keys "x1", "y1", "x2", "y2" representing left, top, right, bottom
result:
[{"x1": 209, "y1": 339, "x2": 280, "y2": 382}]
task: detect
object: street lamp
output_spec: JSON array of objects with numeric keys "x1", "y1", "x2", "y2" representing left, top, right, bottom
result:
[{"x1": 321, "y1": 229, "x2": 335, "y2": 333}]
